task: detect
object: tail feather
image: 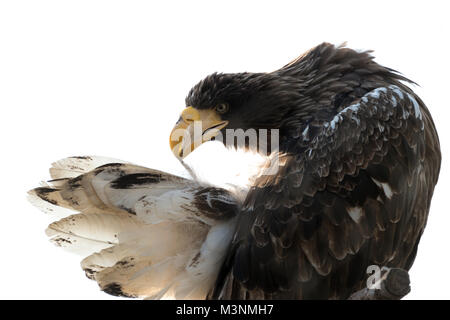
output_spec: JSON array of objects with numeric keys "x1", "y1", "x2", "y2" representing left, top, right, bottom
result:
[
  {"x1": 47, "y1": 213, "x2": 142, "y2": 244},
  {"x1": 27, "y1": 187, "x2": 76, "y2": 219},
  {"x1": 49, "y1": 156, "x2": 129, "y2": 179},
  {"x1": 81, "y1": 221, "x2": 209, "y2": 279},
  {"x1": 96, "y1": 254, "x2": 192, "y2": 298},
  {"x1": 46, "y1": 228, "x2": 114, "y2": 256},
  {"x1": 81, "y1": 243, "x2": 142, "y2": 280},
  {"x1": 28, "y1": 156, "x2": 239, "y2": 299}
]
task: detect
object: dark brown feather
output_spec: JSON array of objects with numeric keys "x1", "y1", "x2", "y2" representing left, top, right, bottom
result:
[{"x1": 206, "y1": 43, "x2": 441, "y2": 300}]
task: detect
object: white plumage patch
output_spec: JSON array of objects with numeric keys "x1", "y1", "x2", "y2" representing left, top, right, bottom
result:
[
  {"x1": 347, "y1": 206, "x2": 363, "y2": 223},
  {"x1": 326, "y1": 85, "x2": 423, "y2": 133},
  {"x1": 371, "y1": 178, "x2": 394, "y2": 199},
  {"x1": 28, "y1": 149, "x2": 267, "y2": 299}
]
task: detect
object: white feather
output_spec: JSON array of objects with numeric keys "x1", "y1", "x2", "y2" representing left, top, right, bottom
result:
[
  {"x1": 28, "y1": 149, "x2": 260, "y2": 299},
  {"x1": 50, "y1": 156, "x2": 129, "y2": 179}
]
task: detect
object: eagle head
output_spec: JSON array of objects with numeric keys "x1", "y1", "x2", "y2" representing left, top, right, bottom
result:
[{"x1": 169, "y1": 72, "x2": 303, "y2": 158}]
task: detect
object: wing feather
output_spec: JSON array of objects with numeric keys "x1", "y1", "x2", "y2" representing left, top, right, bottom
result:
[{"x1": 211, "y1": 84, "x2": 440, "y2": 299}]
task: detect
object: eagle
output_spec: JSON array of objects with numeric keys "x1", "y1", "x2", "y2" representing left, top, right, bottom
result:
[{"x1": 28, "y1": 43, "x2": 441, "y2": 299}]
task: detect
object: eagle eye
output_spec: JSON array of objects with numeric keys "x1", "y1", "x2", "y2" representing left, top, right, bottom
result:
[{"x1": 215, "y1": 103, "x2": 229, "y2": 114}]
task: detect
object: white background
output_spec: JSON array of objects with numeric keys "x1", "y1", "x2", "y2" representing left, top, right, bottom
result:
[{"x1": 0, "y1": 0, "x2": 449, "y2": 299}]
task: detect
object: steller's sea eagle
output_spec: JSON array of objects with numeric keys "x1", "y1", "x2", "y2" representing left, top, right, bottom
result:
[{"x1": 28, "y1": 43, "x2": 441, "y2": 299}]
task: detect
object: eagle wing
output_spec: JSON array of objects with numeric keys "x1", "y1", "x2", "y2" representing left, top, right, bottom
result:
[
  {"x1": 29, "y1": 156, "x2": 239, "y2": 299},
  {"x1": 210, "y1": 85, "x2": 441, "y2": 299}
]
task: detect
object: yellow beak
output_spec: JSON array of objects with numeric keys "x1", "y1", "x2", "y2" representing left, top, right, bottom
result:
[{"x1": 169, "y1": 106, "x2": 228, "y2": 159}]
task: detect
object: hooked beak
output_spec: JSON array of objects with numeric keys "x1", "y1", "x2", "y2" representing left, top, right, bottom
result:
[{"x1": 169, "y1": 106, "x2": 228, "y2": 159}]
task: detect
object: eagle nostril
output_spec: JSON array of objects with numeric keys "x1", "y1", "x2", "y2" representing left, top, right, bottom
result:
[
  {"x1": 181, "y1": 106, "x2": 201, "y2": 123},
  {"x1": 183, "y1": 116, "x2": 195, "y2": 123}
]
